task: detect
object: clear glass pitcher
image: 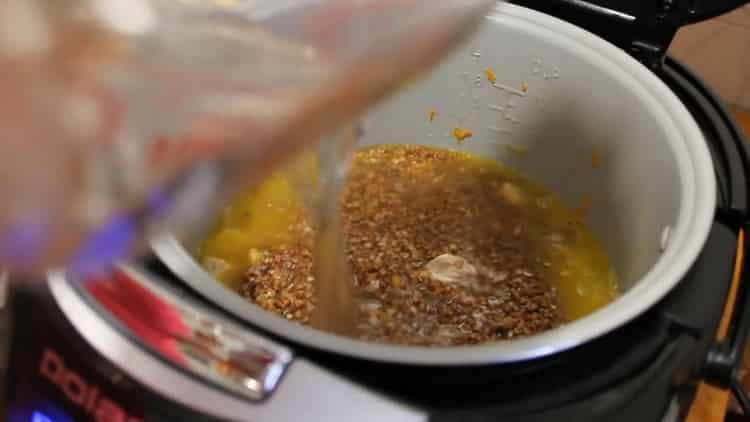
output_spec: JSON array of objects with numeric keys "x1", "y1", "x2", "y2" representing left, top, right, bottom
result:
[{"x1": 0, "y1": 0, "x2": 495, "y2": 276}]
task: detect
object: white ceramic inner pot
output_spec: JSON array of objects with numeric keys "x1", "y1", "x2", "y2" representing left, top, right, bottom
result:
[{"x1": 153, "y1": 3, "x2": 716, "y2": 365}]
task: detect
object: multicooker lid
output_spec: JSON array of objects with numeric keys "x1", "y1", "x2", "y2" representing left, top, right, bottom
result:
[{"x1": 513, "y1": 0, "x2": 750, "y2": 67}]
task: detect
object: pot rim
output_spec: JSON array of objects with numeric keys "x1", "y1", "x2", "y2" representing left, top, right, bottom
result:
[{"x1": 151, "y1": 3, "x2": 717, "y2": 366}]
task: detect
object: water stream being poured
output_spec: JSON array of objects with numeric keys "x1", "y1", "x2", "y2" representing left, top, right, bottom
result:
[{"x1": 308, "y1": 126, "x2": 360, "y2": 335}]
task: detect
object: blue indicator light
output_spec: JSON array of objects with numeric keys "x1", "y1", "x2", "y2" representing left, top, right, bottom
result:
[
  {"x1": 31, "y1": 411, "x2": 53, "y2": 422},
  {"x1": 68, "y1": 213, "x2": 136, "y2": 279}
]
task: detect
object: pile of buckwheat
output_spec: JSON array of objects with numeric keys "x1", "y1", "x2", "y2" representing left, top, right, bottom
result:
[{"x1": 240, "y1": 145, "x2": 560, "y2": 346}]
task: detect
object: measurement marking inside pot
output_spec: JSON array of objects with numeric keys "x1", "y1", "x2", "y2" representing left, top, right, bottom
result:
[
  {"x1": 544, "y1": 69, "x2": 561, "y2": 80},
  {"x1": 488, "y1": 126, "x2": 511, "y2": 134},
  {"x1": 492, "y1": 83, "x2": 527, "y2": 97},
  {"x1": 532, "y1": 58, "x2": 543, "y2": 75}
]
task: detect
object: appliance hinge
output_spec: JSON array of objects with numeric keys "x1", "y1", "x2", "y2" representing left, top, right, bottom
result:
[
  {"x1": 627, "y1": 0, "x2": 683, "y2": 69},
  {"x1": 630, "y1": 39, "x2": 668, "y2": 69}
]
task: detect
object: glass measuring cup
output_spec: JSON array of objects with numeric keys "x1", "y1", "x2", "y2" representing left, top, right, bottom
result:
[{"x1": 0, "y1": 0, "x2": 497, "y2": 276}]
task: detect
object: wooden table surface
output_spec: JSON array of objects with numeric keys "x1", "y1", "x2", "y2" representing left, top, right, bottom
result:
[
  {"x1": 735, "y1": 109, "x2": 750, "y2": 137},
  {"x1": 686, "y1": 108, "x2": 749, "y2": 422}
]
